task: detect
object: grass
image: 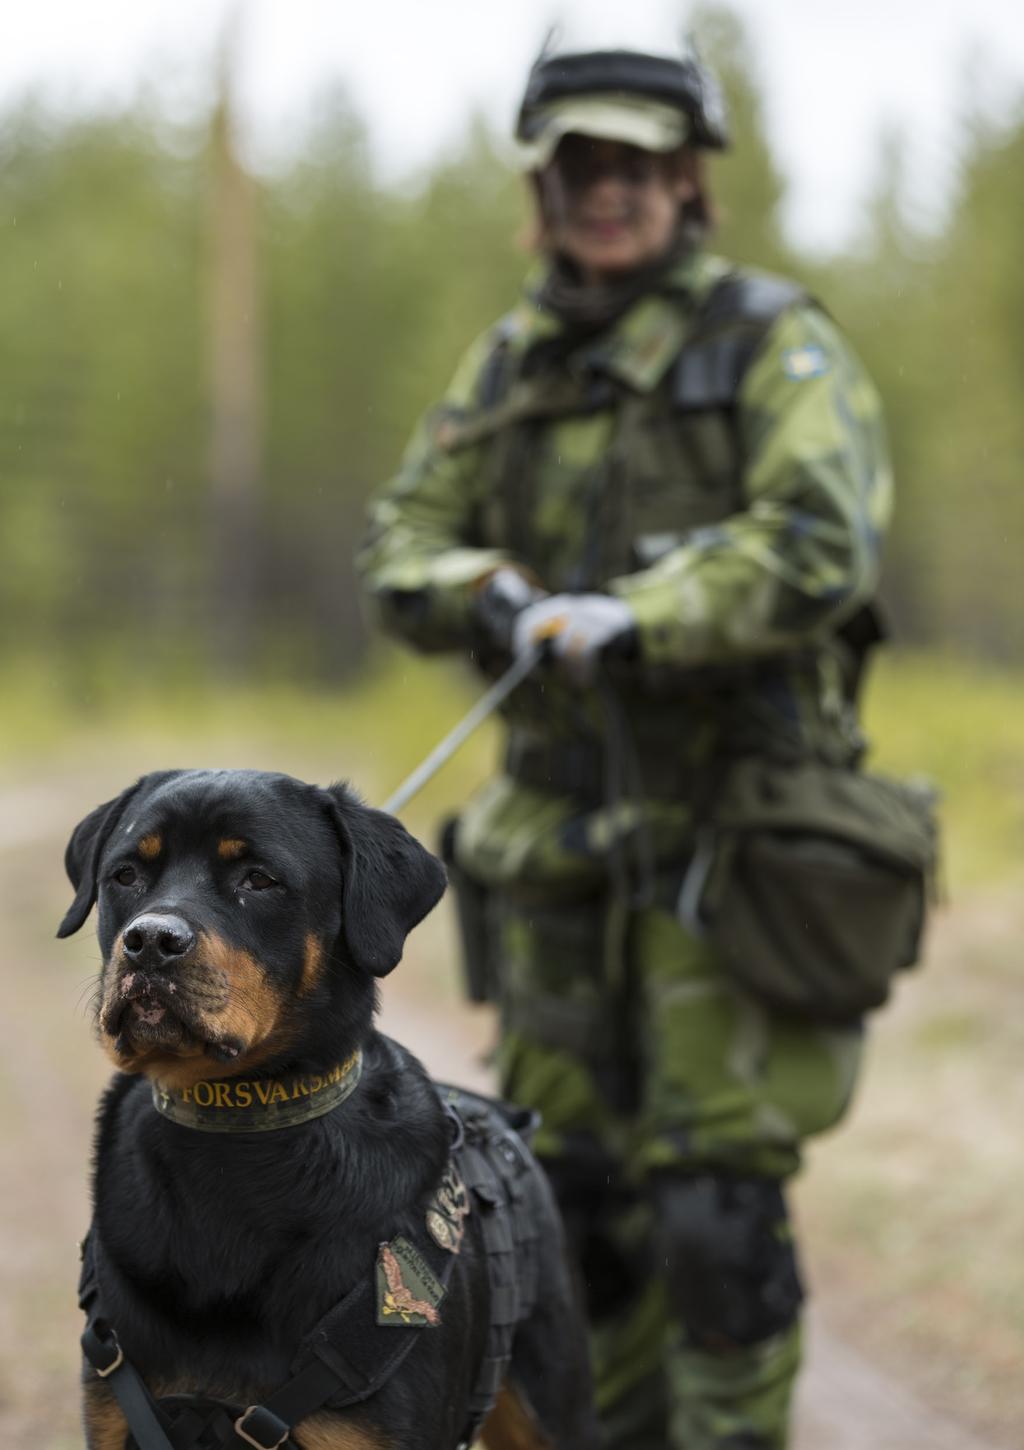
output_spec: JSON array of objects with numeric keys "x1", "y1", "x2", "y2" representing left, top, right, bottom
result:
[
  {"x1": 4, "y1": 644, "x2": 1022, "y2": 894},
  {"x1": 0, "y1": 647, "x2": 500, "y2": 846},
  {"x1": 3, "y1": 646, "x2": 1015, "y2": 881},
  {"x1": 861, "y1": 649, "x2": 1024, "y2": 889}
]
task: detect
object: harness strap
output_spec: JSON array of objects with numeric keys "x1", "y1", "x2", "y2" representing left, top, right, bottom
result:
[
  {"x1": 225, "y1": 1203, "x2": 464, "y2": 1448},
  {"x1": 80, "y1": 1237, "x2": 179, "y2": 1450},
  {"x1": 292, "y1": 1270, "x2": 439, "y2": 1404},
  {"x1": 80, "y1": 1223, "x2": 457, "y2": 1449},
  {"x1": 81, "y1": 1318, "x2": 178, "y2": 1450},
  {"x1": 234, "y1": 1354, "x2": 363, "y2": 1447}
]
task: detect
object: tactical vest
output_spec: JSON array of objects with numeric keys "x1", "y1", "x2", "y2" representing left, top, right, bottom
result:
[
  {"x1": 452, "y1": 269, "x2": 807, "y2": 592},
  {"x1": 79, "y1": 1087, "x2": 543, "y2": 1450},
  {"x1": 448, "y1": 269, "x2": 880, "y2": 799}
]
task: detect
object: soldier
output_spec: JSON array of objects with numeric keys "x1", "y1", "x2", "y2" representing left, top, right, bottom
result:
[{"x1": 358, "y1": 37, "x2": 892, "y2": 1450}]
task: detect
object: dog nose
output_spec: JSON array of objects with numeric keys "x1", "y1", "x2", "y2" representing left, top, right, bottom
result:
[{"x1": 122, "y1": 914, "x2": 195, "y2": 968}]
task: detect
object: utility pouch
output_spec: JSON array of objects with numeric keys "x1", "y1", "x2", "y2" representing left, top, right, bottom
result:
[
  {"x1": 439, "y1": 816, "x2": 497, "y2": 1004},
  {"x1": 678, "y1": 757, "x2": 940, "y2": 1023}
]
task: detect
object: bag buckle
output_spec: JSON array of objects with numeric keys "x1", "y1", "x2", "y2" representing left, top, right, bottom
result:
[{"x1": 234, "y1": 1404, "x2": 290, "y2": 1449}]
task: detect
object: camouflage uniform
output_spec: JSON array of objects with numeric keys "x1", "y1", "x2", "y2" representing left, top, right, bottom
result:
[{"x1": 358, "y1": 246, "x2": 891, "y2": 1449}]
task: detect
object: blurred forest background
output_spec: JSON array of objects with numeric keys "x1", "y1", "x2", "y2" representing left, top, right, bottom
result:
[
  {"x1": 1, "y1": 6, "x2": 1023, "y2": 1446},
  {"x1": 1, "y1": 4, "x2": 1022, "y2": 698}
]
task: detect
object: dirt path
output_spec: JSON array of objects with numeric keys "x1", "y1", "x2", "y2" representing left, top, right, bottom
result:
[{"x1": 0, "y1": 768, "x2": 1010, "y2": 1450}]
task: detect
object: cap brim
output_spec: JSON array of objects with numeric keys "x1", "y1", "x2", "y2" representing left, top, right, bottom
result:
[{"x1": 516, "y1": 96, "x2": 688, "y2": 171}]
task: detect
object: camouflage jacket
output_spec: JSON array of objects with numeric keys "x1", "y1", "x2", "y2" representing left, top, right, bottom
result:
[{"x1": 358, "y1": 250, "x2": 892, "y2": 891}]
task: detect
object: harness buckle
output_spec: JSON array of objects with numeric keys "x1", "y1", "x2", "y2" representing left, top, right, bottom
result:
[
  {"x1": 234, "y1": 1404, "x2": 290, "y2": 1449},
  {"x1": 94, "y1": 1331, "x2": 124, "y2": 1378},
  {"x1": 81, "y1": 1320, "x2": 125, "y2": 1379}
]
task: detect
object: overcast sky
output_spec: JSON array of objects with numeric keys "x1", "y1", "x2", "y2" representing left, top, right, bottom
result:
[{"x1": 3, "y1": 0, "x2": 1024, "y2": 251}]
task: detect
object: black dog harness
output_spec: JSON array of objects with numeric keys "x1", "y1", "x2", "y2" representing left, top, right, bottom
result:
[{"x1": 80, "y1": 1086, "x2": 542, "y2": 1450}]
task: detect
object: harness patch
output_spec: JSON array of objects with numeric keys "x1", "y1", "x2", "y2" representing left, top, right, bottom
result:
[
  {"x1": 782, "y1": 344, "x2": 829, "y2": 381},
  {"x1": 426, "y1": 1161, "x2": 470, "y2": 1254},
  {"x1": 376, "y1": 1237, "x2": 445, "y2": 1327}
]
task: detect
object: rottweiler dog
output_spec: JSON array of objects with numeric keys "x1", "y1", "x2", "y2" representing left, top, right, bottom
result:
[{"x1": 59, "y1": 769, "x2": 595, "y2": 1450}]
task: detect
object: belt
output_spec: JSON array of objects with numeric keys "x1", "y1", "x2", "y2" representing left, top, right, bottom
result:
[{"x1": 505, "y1": 733, "x2": 701, "y2": 803}]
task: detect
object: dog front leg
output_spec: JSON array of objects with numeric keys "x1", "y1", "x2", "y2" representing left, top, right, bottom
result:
[{"x1": 82, "y1": 1376, "x2": 130, "y2": 1450}]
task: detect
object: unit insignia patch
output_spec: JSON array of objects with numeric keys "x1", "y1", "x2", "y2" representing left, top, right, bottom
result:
[{"x1": 376, "y1": 1237, "x2": 445, "y2": 1327}]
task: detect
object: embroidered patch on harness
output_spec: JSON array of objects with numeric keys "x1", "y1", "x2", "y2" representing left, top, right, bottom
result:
[
  {"x1": 781, "y1": 344, "x2": 830, "y2": 381},
  {"x1": 426, "y1": 1161, "x2": 470, "y2": 1254},
  {"x1": 376, "y1": 1237, "x2": 445, "y2": 1327}
]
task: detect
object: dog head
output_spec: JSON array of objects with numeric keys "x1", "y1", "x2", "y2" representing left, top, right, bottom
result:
[{"x1": 58, "y1": 769, "x2": 446, "y2": 1088}]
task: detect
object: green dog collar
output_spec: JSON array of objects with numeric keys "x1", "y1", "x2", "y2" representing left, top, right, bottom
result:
[{"x1": 151, "y1": 1049, "x2": 363, "y2": 1133}]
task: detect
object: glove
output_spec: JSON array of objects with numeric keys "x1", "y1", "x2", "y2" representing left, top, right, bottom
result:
[
  {"x1": 512, "y1": 592, "x2": 637, "y2": 687},
  {"x1": 475, "y1": 567, "x2": 547, "y2": 649}
]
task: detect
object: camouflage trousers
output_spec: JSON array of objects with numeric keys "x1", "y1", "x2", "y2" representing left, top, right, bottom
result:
[{"x1": 493, "y1": 888, "x2": 863, "y2": 1450}]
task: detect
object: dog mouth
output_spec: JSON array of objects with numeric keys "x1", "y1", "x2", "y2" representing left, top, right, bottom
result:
[
  {"x1": 105, "y1": 978, "x2": 193, "y2": 1051},
  {"x1": 103, "y1": 972, "x2": 243, "y2": 1064}
]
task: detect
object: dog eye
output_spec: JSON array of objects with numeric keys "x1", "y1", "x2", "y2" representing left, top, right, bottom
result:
[
  {"x1": 112, "y1": 865, "x2": 138, "y2": 887},
  {"x1": 241, "y1": 869, "x2": 278, "y2": 892}
]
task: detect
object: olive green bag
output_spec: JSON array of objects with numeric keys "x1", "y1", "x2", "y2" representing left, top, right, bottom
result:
[{"x1": 679, "y1": 757, "x2": 940, "y2": 1022}]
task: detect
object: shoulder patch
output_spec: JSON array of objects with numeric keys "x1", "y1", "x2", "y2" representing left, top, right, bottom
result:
[
  {"x1": 781, "y1": 344, "x2": 830, "y2": 381},
  {"x1": 426, "y1": 1161, "x2": 470, "y2": 1254},
  {"x1": 376, "y1": 1237, "x2": 445, "y2": 1327}
]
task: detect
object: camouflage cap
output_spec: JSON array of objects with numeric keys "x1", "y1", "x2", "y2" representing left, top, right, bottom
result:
[
  {"x1": 516, "y1": 94, "x2": 689, "y2": 171},
  {"x1": 515, "y1": 45, "x2": 728, "y2": 168}
]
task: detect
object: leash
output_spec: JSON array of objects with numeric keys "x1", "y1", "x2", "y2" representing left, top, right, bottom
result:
[{"x1": 380, "y1": 648, "x2": 541, "y2": 815}]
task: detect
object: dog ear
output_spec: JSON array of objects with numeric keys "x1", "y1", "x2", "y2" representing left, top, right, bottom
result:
[
  {"x1": 323, "y1": 785, "x2": 447, "y2": 976},
  {"x1": 56, "y1": 772, "x2": 177, "y2": 939}
]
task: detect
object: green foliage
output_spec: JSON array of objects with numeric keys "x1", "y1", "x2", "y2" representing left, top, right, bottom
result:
[
  {"x1": 862, "y1": 650, "x2": 1024, "y2": 890},
  {"x1": 0, "y1": 101, "x2": 205, "y2": 670},
  {"x1": 0, "y1": 5, "x2": 1022, "y2": 687},
  {"x1": 689, "y1": 3, "x2": 794, "y2": 272},
  {"x1": 812, "y1": 90, "x2": 1024, "y2": 658}
]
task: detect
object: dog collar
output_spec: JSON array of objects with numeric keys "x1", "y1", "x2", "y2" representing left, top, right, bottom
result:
[{"x1": 151, "y1": 1049, "x2": 363, "y2": 1133}]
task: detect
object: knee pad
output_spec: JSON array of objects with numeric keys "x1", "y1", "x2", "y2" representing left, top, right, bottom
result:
[{"x1": 653, "y1": 1174, "x2": 804, "y2": 1349}]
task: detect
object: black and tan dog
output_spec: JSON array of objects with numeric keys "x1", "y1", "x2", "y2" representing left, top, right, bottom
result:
[{"x1": 59, "y1": 769, "x2": 595, "y2": 1450}]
